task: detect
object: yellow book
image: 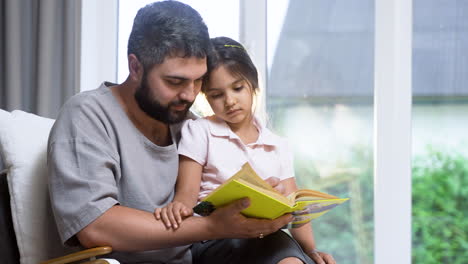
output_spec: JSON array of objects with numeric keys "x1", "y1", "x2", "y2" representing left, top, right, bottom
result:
[{"x1": 193, "y1": 162, "x2": 349, "y2": 228}]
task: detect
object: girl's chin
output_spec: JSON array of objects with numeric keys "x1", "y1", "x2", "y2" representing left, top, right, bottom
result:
[{"x1": 224, "y1": 116, "x2": 247, "y2": 125}]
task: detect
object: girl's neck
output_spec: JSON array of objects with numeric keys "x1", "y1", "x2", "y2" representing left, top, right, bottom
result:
[{"x1": 226, "y1": 115, "x2": 259, "y2": 145}]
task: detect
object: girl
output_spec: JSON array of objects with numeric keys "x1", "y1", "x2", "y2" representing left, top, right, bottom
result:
[{"x1": 155, "y1": 37, "x2": 335, "y2": 264}]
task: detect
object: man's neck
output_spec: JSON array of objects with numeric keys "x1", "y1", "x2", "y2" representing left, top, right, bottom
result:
[{"x1": 110, "y1": 82, "x2": 172, "y2": 146}]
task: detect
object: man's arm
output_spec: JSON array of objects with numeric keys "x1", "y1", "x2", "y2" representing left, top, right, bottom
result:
[{"x1": 77, "y1": 198, "x2": 293, "y2": 251}]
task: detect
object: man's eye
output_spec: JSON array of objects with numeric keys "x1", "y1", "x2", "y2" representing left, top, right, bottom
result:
[{"x1": 167, "y1": 79, "x2": 183, "y2": 85}]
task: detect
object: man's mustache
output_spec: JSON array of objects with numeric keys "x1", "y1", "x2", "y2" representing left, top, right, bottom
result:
[{"x1": 170, "y1": 100, "x2": 192, "y2": 108}]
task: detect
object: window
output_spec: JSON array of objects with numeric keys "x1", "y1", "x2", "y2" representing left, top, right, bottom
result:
[
  {"x1": 411, "y1": 1, "x2": 468, "y2": 263},
  {"x1": 267, "y1": 1, "x2": 374, "y2": 263}
]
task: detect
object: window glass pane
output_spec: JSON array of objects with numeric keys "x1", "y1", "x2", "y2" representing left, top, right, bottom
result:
[
  {"x1": 412, "y1": 1, "x2": 468, "y2": 263},
  {"x1": 267, "y1": 1, "x2": 374, "y2": 263}
]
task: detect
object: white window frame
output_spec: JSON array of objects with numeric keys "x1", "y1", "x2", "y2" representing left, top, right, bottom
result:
[{"x1": 374, "y1": 0, "x2": 412, "y2": 263}]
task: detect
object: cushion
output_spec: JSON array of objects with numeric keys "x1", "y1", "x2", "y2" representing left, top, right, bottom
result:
[{"x1": 0, "y1": 109, "x2": 75, "y2": 264}]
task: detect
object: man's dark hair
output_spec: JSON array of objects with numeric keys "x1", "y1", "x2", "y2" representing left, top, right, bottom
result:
[
  {"x1": 128, "y1": 0, "x2": 211, "y2": 71},
  {"x1": 203, "y1": 36, "x2": 259, "y2": 93}
]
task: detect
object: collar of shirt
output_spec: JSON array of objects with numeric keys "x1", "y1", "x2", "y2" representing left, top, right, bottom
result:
[{"x1": 206, "y1": 115, "x2": 279, "y2": 147}]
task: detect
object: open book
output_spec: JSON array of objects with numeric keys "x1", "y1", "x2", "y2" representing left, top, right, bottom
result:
[{"x1": 193, "y1": 163, "x2": 349, "y2": 228}]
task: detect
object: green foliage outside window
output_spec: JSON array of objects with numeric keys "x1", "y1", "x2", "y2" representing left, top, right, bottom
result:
[
  {"x1": 293, "y1": 146, "x2": 468, "y2": 264},
  {"x1": 412, "y1": 149, "x2": 468, "y2": 263}
]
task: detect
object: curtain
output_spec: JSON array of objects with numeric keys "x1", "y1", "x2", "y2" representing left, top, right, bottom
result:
[{"x1": 0, "y1": 0, "x2": 81, "y2": 119}]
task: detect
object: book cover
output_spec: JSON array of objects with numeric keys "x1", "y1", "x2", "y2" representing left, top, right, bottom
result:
[{"x1": 193, "y1": 163, "x2": 349, "y2": 227}]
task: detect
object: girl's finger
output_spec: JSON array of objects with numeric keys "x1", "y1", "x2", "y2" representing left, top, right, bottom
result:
[
  {"x1": 160, "y1": 209, "x2": 172, "y2": 228},
  {"x1": 310, "y1": 253, "x2": 325, "y2": 264},
  {"x1": 154, "y1": 208, "x2": 161, "y2": 220},
  {"x1": 167, "y1": 207, "x2": 178, "y2": 229}
]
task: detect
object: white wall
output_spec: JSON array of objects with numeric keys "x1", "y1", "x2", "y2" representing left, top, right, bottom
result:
[{"x1": 80, "y1": 0, "x2": 118, "y2": 91}]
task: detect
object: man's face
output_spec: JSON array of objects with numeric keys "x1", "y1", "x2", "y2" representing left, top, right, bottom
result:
[{"x1": 135, "y1": 56, "x2": 207, "y2": 124}]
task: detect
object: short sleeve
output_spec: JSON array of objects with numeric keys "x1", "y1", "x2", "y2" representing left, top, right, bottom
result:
[
  {"x1": 48, "y1": 98, "x2": 119, "y2": 245},
  {"x1": 178, "y1": 119, "x2": 209, "y2": 165}
]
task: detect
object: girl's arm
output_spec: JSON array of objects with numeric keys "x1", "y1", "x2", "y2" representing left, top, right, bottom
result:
[
  {"x1": 154, "y1": 155, "x2": 202, "y2": 228},
  {"x1": 174, "y1": 155, "x2": 203, "y2": 207},
  {"x1": 281, "y1": 178, "x2": 317, "y2": 253},
  {"x1": 282, "y1": 177, "x2": 336, "y2": 264}
]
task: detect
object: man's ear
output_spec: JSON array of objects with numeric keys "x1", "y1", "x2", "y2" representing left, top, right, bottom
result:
[{"x1": 128, "y1": 54, "x2": 143, "y2": 82}]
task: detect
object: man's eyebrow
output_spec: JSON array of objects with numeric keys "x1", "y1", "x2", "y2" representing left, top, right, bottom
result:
[
  {"x1": 165, "y1": 74, "x2": 205, "y2": 81},
  {"x1": 165, "y1": 75, "x2": 189, "y2": 81}
]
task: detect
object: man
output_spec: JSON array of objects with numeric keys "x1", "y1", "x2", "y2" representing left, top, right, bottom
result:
[{"x1": 48, "y1": 1, "x2": 301, "y2": 263}]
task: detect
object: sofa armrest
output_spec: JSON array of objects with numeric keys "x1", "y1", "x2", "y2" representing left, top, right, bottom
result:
[{"x1": 40, "y1": 246, "x2": 113, "y2": 264}]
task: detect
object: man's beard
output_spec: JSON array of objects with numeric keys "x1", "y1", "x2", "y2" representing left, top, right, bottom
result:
[{"x1": 134, "y1": 76, "x2": 193, "y2": 124}]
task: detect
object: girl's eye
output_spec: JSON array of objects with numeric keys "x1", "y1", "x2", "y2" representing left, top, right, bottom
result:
[
  {"x1": 209, "y1": 93, "x2": 223, "y2": 99},
  {"x1": 234, "y1": 86, "x2": 244, "y2": 91}
]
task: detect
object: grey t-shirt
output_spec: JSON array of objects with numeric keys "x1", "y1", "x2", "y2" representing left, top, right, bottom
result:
[{"x1": 48, "y1": 82, "x2": 192, "y2": 263}]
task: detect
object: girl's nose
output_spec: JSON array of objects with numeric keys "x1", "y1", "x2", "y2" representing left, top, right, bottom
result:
[{"x1": 225, "y1": 95, "x2": 236, "y2": 107}]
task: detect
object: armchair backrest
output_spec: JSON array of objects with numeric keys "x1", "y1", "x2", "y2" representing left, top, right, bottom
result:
[{"x1": 0, "y1": 109, "x2": 76, "y2": 264}]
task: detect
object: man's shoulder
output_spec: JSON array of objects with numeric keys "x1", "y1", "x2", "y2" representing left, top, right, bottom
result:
[
  {"x1": 50, "y1": 83, "x2": 116, "y2": 140},
  {"x1": 64, "y1": 84, "x2": 110, "y2": 109}
]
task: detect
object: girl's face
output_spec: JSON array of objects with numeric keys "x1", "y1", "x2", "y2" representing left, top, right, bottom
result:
[{"x1": 204, "y1": 65, "x2": 254, "y2": 125}]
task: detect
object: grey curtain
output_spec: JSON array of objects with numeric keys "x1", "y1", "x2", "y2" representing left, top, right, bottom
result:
[{"x1": 0, "y1": 0, "x2": 81, "y2": 119}]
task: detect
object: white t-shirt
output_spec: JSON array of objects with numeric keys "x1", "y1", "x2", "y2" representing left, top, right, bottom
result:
[{"x1": 178, "y1": 115, "x2": 295, "y2": 200}]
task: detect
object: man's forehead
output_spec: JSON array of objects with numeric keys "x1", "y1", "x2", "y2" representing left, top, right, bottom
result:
[{"x1": 156, "y1": 55, "x2": 207, "y2": 77}]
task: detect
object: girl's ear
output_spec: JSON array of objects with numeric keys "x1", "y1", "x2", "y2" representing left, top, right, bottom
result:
[{"x1": 128, "y1": 54, "x2": 143, "y2": 82}]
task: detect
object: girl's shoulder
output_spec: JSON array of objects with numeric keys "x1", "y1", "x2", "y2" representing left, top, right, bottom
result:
[
  {"x1": 182, "y1": 115, "x2": 218, "y2": 132},
  {"x1": 258, "y1": 126, "x2": 292, "y2": 150}
]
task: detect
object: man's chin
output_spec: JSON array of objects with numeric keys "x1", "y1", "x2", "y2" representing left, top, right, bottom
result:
[{"x1": 167, "y1": 109, "x2": 189, "y2": 123}]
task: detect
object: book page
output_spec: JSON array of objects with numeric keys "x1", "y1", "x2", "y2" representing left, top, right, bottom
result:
[
  {"x1": 236, "y1": 178, "x2": 291, "y2": 206},
  {"x1": 288, "y1": 188, "x2": 340, "y2": 201},
  {"x1": 232, "y1": 163, "x2": 292, "y2": 205}
]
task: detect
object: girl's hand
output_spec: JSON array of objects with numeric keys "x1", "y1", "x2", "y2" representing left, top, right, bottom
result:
[
  {"x1": 154, "y1": 201, "x2": 193, "y2": 229},
  {"x1": 307, "y1": 250, "x2": 336, "y2": 264},
  {"x1": 264, "y1": 177, "x2": 286, "y2": 195}
]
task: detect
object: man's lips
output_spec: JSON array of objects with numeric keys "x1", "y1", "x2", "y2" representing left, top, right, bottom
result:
[{"x1": 172, "y1": 103, "x2": 188, "y2": 111}]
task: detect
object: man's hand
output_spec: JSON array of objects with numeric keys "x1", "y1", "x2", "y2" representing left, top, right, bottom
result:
[
  {"x1": 154, "y1": 201, "x2": 193, "y2": 229},
  {"x1": 307, "y1": 250, "x2": 336, "y2": 264},
  {"x1": 206, "y1": 198, "x2": 293, "y2": 239},
  {"x1": 265, "y1": 177, "x2": 286, "y2": 195}
]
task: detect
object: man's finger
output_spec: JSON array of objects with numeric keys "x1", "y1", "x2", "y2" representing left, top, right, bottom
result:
[{"x1": 225, "y1": 198, "x2": 250, "y2": 212}]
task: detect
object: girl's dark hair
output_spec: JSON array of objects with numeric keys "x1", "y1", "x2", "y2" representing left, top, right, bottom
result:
[
  {"x1": 203, "y1": 37, "x2": 259, "y2": 93},
  {"x1": 127, "y1": 1, "x2": 211, "y2": 71}
]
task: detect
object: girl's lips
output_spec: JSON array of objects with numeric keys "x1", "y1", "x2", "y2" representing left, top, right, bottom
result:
[{"x1": 226, "y1": 109, "x2": 241, "y2": 116}]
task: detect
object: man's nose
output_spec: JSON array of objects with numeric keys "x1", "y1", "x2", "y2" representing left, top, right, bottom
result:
[{"x1": 179, "y1": 83, "x2": 197, "y2": 102}]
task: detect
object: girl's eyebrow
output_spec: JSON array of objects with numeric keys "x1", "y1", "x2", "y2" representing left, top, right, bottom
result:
[{"x1": 207, "y1": 78, "x2": 244, "y2": 92}]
